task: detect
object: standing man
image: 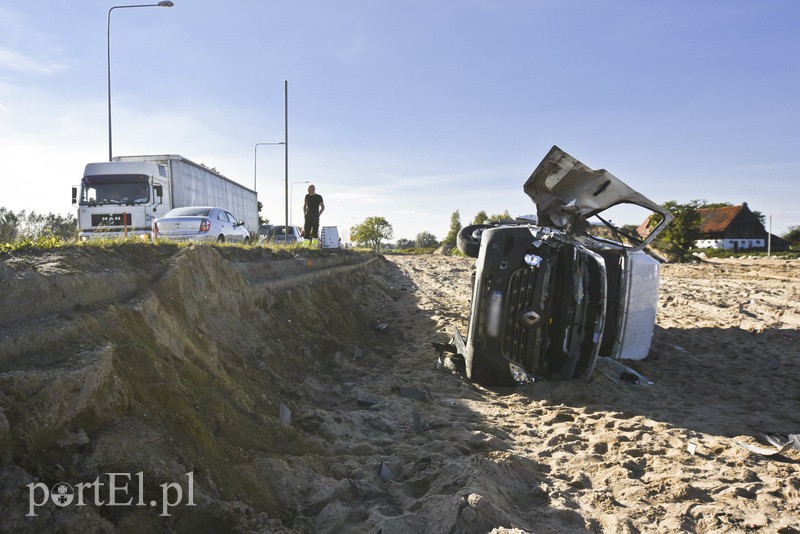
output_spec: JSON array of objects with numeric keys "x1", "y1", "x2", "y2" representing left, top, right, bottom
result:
[{"x1": 303, "y1": 184, "x2": 325, "y2": 245}]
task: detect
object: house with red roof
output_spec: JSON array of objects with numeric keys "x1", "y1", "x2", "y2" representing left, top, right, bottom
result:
[{"x1": 695, "y1": 203, "x2": 789, "y2": 251}]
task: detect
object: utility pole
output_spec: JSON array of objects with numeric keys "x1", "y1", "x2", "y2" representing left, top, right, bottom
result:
[
  {"x1": 284, "y1": 80, "x2": 289, "y2": 233},
  {"x1": 768, "y1": 215, "x2": 772, "y2": 258}
]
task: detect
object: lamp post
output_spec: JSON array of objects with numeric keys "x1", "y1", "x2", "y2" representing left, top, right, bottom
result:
[
  {"x1": 253, "y1": 142, "x2": 285, "y2": 191},
  {"x1": 283, "y1": 80, "x2": 289, "y2": 241},
  {"x1": 290, "y1": 181, "x2": 310, "y2": 226},
  {"x1": 254, "y1": 81, "x2": 289, "y2": 230},
  {"x1": 107, "y1": 1, "x2": 174, "y2": 161}
]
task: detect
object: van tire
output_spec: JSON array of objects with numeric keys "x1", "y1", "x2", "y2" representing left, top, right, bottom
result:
[{"x1": 457, "y1": 224, "x2": 490, "y2": 258}]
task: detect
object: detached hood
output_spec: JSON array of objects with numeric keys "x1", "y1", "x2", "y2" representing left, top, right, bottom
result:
[{"x1": 523, "y1": 146, "x2": 673, "y2": 250}]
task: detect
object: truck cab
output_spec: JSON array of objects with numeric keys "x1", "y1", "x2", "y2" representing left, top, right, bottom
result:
[{"x1": 72, "y1": 161, "x2": 169, "y2": 240}]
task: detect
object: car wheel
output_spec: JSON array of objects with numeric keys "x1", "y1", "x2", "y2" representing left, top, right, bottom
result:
[
  {"x1": 217, "y1": 235, "x2": 225, "y2": 243},
  {"x1": 457, "y1": 224, "x2": 490, "y2": 258},
  {"x1": 244, "y1": 236, "x2": 250, "y2": 245}
]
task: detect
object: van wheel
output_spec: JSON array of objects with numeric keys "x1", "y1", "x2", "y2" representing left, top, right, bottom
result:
[
  {"x1": 217, "y1": 235, "x2": 225, "y2": 243},
  {"x1": 457, "y1": 224, "x2": 490, "y2": 258}
]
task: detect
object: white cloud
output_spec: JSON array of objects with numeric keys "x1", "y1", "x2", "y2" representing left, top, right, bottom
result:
[
  {"x1": 0, "y1": 47, "x2": 67, "y2": 76},
  {"x1": 0, "y1": 6, "x2": 71, "y2": 78}
]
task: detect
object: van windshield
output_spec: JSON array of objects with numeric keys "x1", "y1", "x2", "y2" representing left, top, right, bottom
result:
[{"x1": 80, "y1": 174, "x2": 150, "y2": 206}]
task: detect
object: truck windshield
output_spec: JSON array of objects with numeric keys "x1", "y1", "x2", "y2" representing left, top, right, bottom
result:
[{"x1": 80, "y1": 174, "x2": 150, "y2": 206}]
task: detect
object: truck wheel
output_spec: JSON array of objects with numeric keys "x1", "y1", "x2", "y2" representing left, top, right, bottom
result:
[{"x1": 217, "y1": 235, "x2": 225, "y2": 243}]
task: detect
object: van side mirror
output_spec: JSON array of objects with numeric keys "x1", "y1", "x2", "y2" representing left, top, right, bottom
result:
[{"x1": 71, "y1": 187, "x2": 77, "y2": 205}]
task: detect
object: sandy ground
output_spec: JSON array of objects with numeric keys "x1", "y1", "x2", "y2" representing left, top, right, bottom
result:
[
  {"x1": 0, "y1": 246, "x2": 799, "y2": 533},
  {"x1": 387, "y1": 255, "x2": 800, "y2": 534}
]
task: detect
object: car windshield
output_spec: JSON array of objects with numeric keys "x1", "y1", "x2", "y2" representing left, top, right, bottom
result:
[{"x1": 166, "y1": 207, "x2": 211, "y2": 217}]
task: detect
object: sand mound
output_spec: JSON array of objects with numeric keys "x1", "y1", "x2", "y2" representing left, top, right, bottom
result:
[{"x1": 1, "y1": 248, "x2": 799, "y2": 533}]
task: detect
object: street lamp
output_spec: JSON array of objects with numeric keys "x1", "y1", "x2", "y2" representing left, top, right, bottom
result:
[
  {"x1": 283, "y1": 80, "x2": 289, "y2": 242},
  {"x1": 290, "y1": 181, "x2": 310, "y2": 226},
  {"x1": 107, "y1": 1, "x2": 174, "y2": 161},
  {"x1": 253, "y1": 142, "x2": 285, "y2": 191}
]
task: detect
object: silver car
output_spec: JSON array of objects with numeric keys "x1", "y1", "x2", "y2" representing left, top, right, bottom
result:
[{"x1": 153, "y1": 207, "x2": 251, "y2": 244}]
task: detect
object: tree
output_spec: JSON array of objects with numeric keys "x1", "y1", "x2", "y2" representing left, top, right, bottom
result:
[
  {"x1": 415, "y1": 231, "x2": 438, "y2": 248},
  {"x1": 783, "y1": 226, "x2": 800, "y2": 248},
  {"x1": 350, "y1": 216, "x2": 393, "y2": 251},
  {"x1": 40, "y1": 212, "x2": 78, "y2": 240},
  {"x1": 257, "y1": 201, "x2": 269, "y2": 226},
  {"x1": 654, "y1": 200, "x2": 704, "y2": 260},
  {"x1": 395, "y1": 238, "x2": 415, "y2": 249},
  {"x1": 0, "y1": 208, "x2": 77, "y2": 243},
  {"x1": 0, "y1": 208, "x2": 19, "y2": 243},
  {"x1": 751, "y1": 210, "x2": 767, "y2": 227},
  {"x1": 473, "y1": 210, "x2": 488, "y2": 225},
  {"x1": 16, "y1": 210, "x2": 77, "y2": 241},
  {"x1": 443, "y1": 210, "x2": 461, "y2": 246},
  {"x1": 489, "y1": 210, "x2": 512, "y2": 221}
]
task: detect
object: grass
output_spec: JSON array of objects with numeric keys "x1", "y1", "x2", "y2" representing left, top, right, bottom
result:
[
  {"x1": 0, "y1": 235, "x2": 382, "y2": 263},
  {"x1": 0, "y1": 234, "x2": 72, "y2": 253}
]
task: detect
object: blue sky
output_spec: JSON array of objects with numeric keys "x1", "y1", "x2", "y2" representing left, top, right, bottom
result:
[{"x1": 1, "y1": 1, "x2": 798, "y2": 241}]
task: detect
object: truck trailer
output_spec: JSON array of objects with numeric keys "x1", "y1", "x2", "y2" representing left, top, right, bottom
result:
[{"x1": 72, "y1": 154, "x2": 258, "y2": 240}]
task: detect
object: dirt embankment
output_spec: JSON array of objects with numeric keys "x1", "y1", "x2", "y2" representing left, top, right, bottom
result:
[
  {"x1": 1, "y1": 247, "x2": 799, "y2": 533},
  {"x1": 0, "y1": 245, "x2": 400, "y2": 532}
]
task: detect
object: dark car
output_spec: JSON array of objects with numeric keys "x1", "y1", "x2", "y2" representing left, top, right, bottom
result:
[
  {"x1": 451, "y1": 146, "x2": 672, "y2": 386},
  {"x1": 258, "y1": 224, "x2": 273, "y2": 238},
  {"x1": 261, "y1": 225, "x2": 304, "y2": 245}
]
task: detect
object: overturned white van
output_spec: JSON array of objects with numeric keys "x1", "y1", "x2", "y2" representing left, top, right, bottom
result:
[{"x1": 452, "y1": 146, "x2": 673, "y2": 386}]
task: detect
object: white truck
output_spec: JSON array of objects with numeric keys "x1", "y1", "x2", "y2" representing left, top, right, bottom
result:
[{"x1": 72, "y1": 154, "x2": 258, "y2": 240}]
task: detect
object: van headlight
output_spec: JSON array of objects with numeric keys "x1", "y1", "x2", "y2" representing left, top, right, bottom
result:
[{"x1": 509, "y1": 362, "x2": 533, "y2": 385}]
